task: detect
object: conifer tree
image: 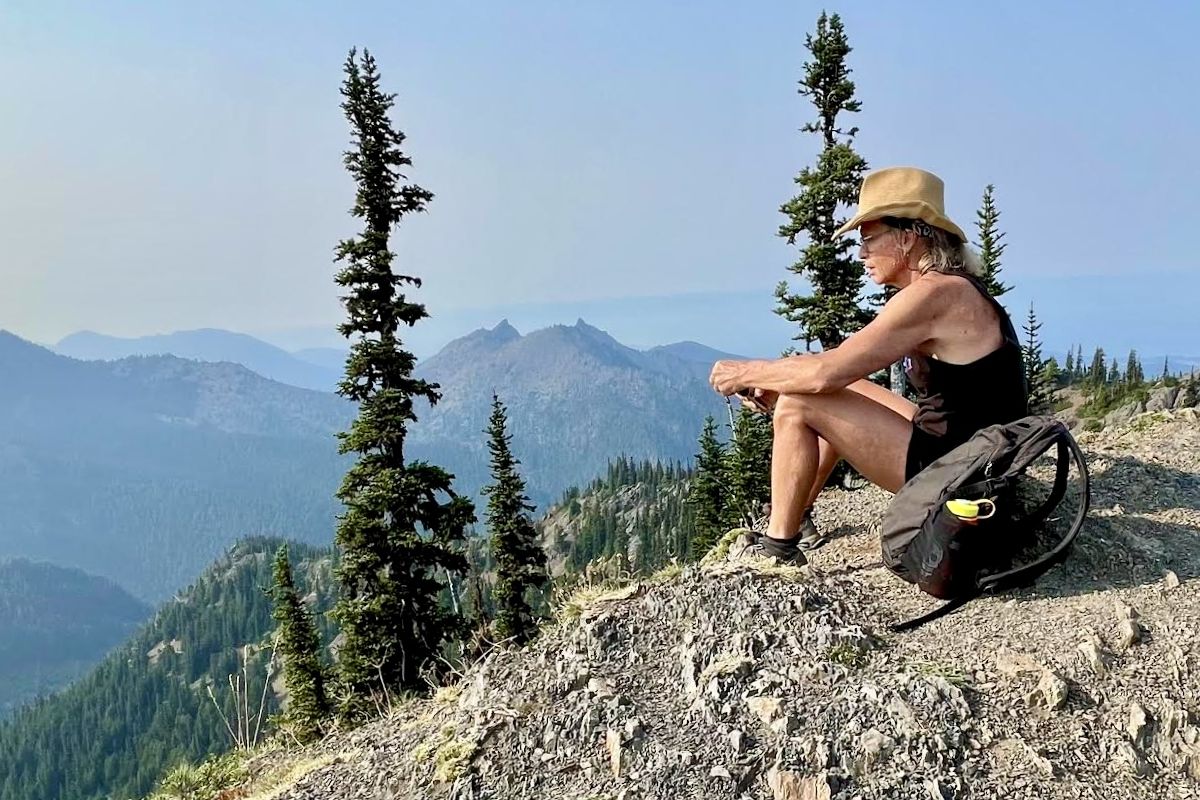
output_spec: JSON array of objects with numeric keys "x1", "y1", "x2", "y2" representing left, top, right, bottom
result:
[
  {"x1": 975, "y1": 184, "x2": 1012, "y2": 297},
  {"x1": 1180, "y1": 375, "x2": 1198, "y2": 407},
  {"x1": 687, "y1": 416, "x2": 728, "y2": 559},
  {"x1": 1162, "y1": 356, "x2": 1170, "y2": 381},
  {"x1": 269, "y1": 545, "x2": 330, "y2": 743},
  {"x1": 330, "y1": 49, "x2": 475, "y2": 715},
  {"x1": 775, "y1": 12, "x2": 871, "y2": 351},
  {"x1": 724, "y1": 408, "x2": 773, "y2": 528},
  {"x1": 1108, "y1": 357, "x2": 1121, "y2": 385},
  {"x1": 1074, "y1": 344, "x2": 1085, "y2": 382},
  {"x1": 1064, "y1": 348, "x2": 1075, "y2": 382},
  {"x1": 482, "y1": 394, "x2": 547, "y2": 646},
  {"x1": 1125, "y1": 350, "x2": 1144, "y2": 386},
  {"x1": 1041, "y1": 357, "x2": 1062, "y2": 391},
  {"x1": 1022, "y1": 303, "x2": 1054, "y2": 414},
  {"x1": 1088, "y1": 347, "x2": 1106, "y2": 386}
]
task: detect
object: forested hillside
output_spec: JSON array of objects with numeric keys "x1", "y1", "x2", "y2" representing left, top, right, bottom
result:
[
  {"x1": 0, "y1": 559, "x2": 150, "y2": 718},
  {"x1": 0, "y1": 538, "x2": 336, "y2": 800}
]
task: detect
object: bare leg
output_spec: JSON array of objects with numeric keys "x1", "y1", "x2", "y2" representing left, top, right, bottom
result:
[
  {"x1": 766, "y1": 385, "x2": 916, "y2": 541},
  {"x1": 803, "y1": 437, "x2": 840, "y2": 510},
  {"x1": 792, "y1": 380, "x2": 918, "y2": 518}
]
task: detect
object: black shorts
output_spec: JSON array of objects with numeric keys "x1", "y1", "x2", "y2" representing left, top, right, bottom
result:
[{"x1": 904, "y1": 426, "x2": 964, "y2": 483}]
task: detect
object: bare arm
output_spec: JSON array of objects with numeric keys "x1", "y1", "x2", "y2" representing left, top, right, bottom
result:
[{"x1": 710, "y1": 282, "x2": 940, "y2": 396}]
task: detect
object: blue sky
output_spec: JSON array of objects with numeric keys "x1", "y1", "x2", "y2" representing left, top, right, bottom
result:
[{"x1": 1, "y1": 1, "x2": 1197, "y2": 357}]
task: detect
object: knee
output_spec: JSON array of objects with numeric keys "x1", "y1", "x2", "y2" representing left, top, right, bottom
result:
[{"x1": 773, "y1": 393, "x2": 814, "y2": 427}]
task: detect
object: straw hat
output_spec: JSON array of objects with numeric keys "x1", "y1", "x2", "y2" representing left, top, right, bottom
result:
[{"x1": 833, "y1": 166, "x2": 967, "y2": 243}]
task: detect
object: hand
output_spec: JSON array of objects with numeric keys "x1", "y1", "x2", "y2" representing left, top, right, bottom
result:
[
  {"x1": 740, "y1": 388, "x2": 778, "y2": 414},
  {"x1": 709, "y1": 359, "x2": 755, "y2": 396}
]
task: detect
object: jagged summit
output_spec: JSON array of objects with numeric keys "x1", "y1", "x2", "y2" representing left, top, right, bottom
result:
[{"x1": 234, "y1": 409, "x2": 1200, "y2": 799}]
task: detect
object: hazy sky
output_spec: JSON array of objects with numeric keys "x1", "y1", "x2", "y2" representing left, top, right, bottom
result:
[{"x1": 2, "y1": 1, "x2": 1198, "y2": 351}]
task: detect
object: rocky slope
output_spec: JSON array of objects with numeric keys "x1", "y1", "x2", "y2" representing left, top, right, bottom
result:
[{"x1": 233, "y1": 409, "x2": 1200, "y2": 800}]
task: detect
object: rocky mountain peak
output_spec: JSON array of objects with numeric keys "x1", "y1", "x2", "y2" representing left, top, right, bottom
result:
[{"x1": 239, "y1": 408, "x2": 1200, "y2": 799}]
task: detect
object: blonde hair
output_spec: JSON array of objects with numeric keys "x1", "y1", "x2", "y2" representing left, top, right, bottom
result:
[
  {"x1": 886, "y1": 218, "x2": 982, "y2": 278},
  {"x1": 915, "y1": 226, "x2": 983, "y2": 277}
]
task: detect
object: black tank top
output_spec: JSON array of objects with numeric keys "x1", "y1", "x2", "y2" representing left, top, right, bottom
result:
[{"x1": 905, "y1": 275, "x2": 1028, "y2": 443}]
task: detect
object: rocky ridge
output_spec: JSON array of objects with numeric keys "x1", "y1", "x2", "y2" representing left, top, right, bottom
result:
[{"x1": 241, "y1": 409, "x2": 1200, "y2": 800}]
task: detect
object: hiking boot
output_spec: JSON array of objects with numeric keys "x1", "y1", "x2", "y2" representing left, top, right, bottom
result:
[
  {"x1": 796, "y1": 508, "x2": 829, "y2": 551},
  {"x1": 746, "y1": 530, "x2": 808, "y2": 566}
]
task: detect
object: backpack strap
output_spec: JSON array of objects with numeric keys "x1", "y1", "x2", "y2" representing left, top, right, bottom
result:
[
  {"x1": 1019, "y1": 438, "x2": 1071, "y2": 529},
  {"x1": 977, "y1": 428, "x2": 1091, "y2": 593},
  {"x1": 888, "y1": 594, "x2": 975, "y2": 633}
]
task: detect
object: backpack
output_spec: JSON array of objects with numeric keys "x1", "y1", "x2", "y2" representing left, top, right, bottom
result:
[{"x1": 881, "y1": 415, "x2": 1091, "y2": 632}]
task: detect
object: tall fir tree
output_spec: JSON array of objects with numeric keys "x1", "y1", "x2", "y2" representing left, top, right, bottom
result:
[
  {"x1": 1064, "y1": 348, "x2": 1075, "y2": 381},
  {"x1": 330, "y1": 49, "x2": 475, "y2": 715},
  {"x1": 775, "y1": 11, "x2": 871, "y2": 351},
  {"x1": 974, "y1": 184, "x2": 1012, "y2": 297},
  {"x1": 482, "y1": 394, "x2": 547, "y2": 647},
  {"x1": 1088, "y1": 347, "x2": 1106, "y2": 386},
  {"x1": 1125, "y1": 350, "x2": 1144, "y2": 386},
  {"x1": 1074, "y1": 344, "x2": 1085, "y2": 382},
  {"x1": 724, "y1": 407, "x2": 773, "y2": 528},
  {"x1": 687, "y1": 415, "x2": 728, "y2": 559},
  {"x1": 269, "y1": 544, "x2": 330, "y2": 743},
  {"x1": 1162, "y1": 356, "x2": 1171, "y2": 380},
  {"x1": 1107, "y1": 357, "x2": 1121, "y2": 385},
  {"x1": 1021, "y1": 303, "x2": 1054, "y2": 414}
]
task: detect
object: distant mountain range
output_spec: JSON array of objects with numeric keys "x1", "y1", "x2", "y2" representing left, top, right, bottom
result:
[
  {"x1": 241, "y1": 274, "x2": 1200, "y2": 369},
  {"x1": 0, "y1": 331, "x2": 353, "y2": 602},
  {"x1": 55, "y1": 328, "x2": 342, "y2": 391},
  {"x1": 4, "y1": 322, "x2": 735, "y2": 603},
  {"x1": 0, "y1": 558, "x2": 150, "y2": 718},
  {"x1": 408, "y1": 319, "x2": 736, "y2": 503}
]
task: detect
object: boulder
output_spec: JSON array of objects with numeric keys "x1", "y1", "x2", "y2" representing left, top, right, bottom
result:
[
  {"x1": 1145, "y1": 386, "x2": 1179, "y2": 413},
  {"x1": 1104, "y1": 401, "x2": 1144, "y2": 428}
]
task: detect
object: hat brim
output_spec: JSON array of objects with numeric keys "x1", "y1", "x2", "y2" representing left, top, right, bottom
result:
[{"x1": 832, "y1": 200, "x2": 967, "y2": 244}]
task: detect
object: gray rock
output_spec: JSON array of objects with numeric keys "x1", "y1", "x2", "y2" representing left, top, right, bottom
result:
[
  {"x1": 1128, "y1": 703, "x2": 1150, "y2": 747},
  {"x1": 770, "y1": 714, "x2": 800, "y2": 736},
  {"x1": 1145, "y1": 386, "x2": 1179, "y2": 413},
  {"x1": 860, "y1": 728, "x2": 895, "y2": 767},
  {"x1": 1104, "y1": 400, "x2": 1145, "y2": 428},
  {"x1": 746, "y1": 695, "x2": 783, "y2": 726},
  {"x1": 1078, "y1": 637, "x2": 1109, "y2": 677},
  {"x1": 1117, "y1": 618, "x2": 1143, "y2": 651},
  {"x1": 1027, "y1": 670, "x2": 1069, "y2": 710},
  {"x1": 624, "y1": 717, "x2": 643, "y2": 741},
  {"x1": 766, "y1": 768, "x2": 832, "y2": 800},
  {"x1": 605, "y1": 728, "x2": 623, "y2": 776}
]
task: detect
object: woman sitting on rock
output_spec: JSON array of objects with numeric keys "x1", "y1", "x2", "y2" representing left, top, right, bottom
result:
[{"x1": 708, "y1": 166, "x2": 1028, "y2": 563}]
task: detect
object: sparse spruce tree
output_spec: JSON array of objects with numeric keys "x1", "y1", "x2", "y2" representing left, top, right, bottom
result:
[
  {"x1": 1162, "y1": 356, "x2": 1171, "y2": 381},
  {"x1": 1064, "y1": 348, "x2": 1075, "y2": 382},
  {"x1": 1125, "y1": 350, "x2": 1144, "y2": 387},
  {"x1": 1181, "y1": 375, "x2": 1198, "y2": 407},
  {"x1": 1074, "y1": 345, "x2": 1085, "y2": 383},
  {"x1": 724, "y1": 408, "x2": 773, "y2": 528},
  {"x1": 1022, "y1": 303, "x2": 1054, "y2": 414},
  {"x1": 1108, "y1": 357, "x2": 1121, "y2": 385},
  {"x1": 1088, "y1": 347, "x2": 1107, "y2": 387},
  {"x1": 775, "y1": 11, "x2": 872, "y2": 351},
  {"x1": 269, "y1": 545, "x2": 330, "y2": 743},
  {"x1": 331, "y1": 49, "x2": 475, "y2": 716},
  {"x1": 687, "y1": 416, "x2": 728, "y2": 559},
  {"x1": 975, "y1": 184, "x2": 1012, "y2": 298},
  {"x1": 482, "y1": 394, "x2": 547, "y2": 647},
  {"x1": 1041, "y1": 357, "x2": 1063, "y2": 391}
]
